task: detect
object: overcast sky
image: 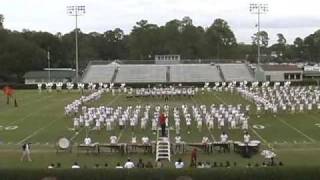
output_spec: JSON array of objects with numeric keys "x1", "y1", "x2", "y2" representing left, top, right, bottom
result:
[{"x1": 1, "y1": 0, "x2": 320, "y2": 44}]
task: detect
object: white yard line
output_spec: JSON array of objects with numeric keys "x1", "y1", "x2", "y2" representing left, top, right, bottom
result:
[
  {"x1": 0, "y1": 94, "x2": 52, "y2": 114},
  {"x1": 277, "y1": 117, "x2": 316, "y2": 143},
  {"x1": 308, "y1": 114, "x2": 320, "y2": 122},
  {"x1": 4, "y1": 95, "x2": 55, "y2": 126},
  {"x1": 117, "y1": 130, "x2": 123, "y2": 143},
  {"x1": 70, "y1": 129, "x2": 84, "y2": 141},
  {"x1": 212, "y1": 93, "x2": 227, "y2": 105},
  {"x1": 17, "y1": 119, "x2": 58, "y2": 144},
  {"x1": 249, "y1": 127, "x2": 268, "y2": 144},
  {"x1": 16, "y1": 96, "x2": 79, "y2": 144}
]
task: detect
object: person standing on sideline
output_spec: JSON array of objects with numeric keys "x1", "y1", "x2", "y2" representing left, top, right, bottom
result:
[
  {"x1": 21, "y1": 142, "x2": 32, "y2": 162},
  {"x1": 191, "y1": 148, "x2": 197, "y2": 165},
  {"x1": 159, "y1": 113, "x2": 167, "y2": 137}
]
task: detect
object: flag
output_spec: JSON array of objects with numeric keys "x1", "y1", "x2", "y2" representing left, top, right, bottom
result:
[{"x1": 3, "y1": 86, "x2": 15, "y2": 97}]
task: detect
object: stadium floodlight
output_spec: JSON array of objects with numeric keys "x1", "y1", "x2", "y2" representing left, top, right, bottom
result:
[
  {"x1": 67, "y1": 5, "x2": 86, "y2": 83},
  {"x1": 250, "y1": 3, "x2": 268, "y2": 65}
]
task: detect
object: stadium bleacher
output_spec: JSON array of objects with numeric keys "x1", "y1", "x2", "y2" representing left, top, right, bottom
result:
[
  {"x1": 219, "y1": 64, "x2": 254, "y2": 82},
  {"x1": 115, "y1": 65, "x2": 167, "y2": 83},
  {"x1": 82, "y1": 64, "x2": 116, "y2": 83},
  {"x1": 81, "y1": 62, "x2": 255, "y2": 83},
  {"x1": 170, "y1": 64, "x2": 222, "y2": 82}
]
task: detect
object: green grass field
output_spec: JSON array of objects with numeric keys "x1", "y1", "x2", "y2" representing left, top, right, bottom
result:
[{"x1": 1, "y1": 89, "x2": 320, "y2": 169}]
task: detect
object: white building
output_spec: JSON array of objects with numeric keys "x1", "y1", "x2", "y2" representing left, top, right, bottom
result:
[{"x1": 258, "y1": 64, "x2": 303, "y2": 82}]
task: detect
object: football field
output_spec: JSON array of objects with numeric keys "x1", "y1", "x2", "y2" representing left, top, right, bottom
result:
[{"x1": 1, "y1": 89, "x2": 320, "y2": 168}]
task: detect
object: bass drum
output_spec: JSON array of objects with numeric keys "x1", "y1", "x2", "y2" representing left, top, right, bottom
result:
[{"x1": 58, "y1": 137, "x2": 70, "y2": 149}]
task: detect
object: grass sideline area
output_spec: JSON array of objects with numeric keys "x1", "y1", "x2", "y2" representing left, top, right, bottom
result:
[
  {"x1": 1, "y1": 89, "x2": 320, "y2": 169},
  {"x1": 1, "y1": 167, "x2": 320, "y2": 180}
]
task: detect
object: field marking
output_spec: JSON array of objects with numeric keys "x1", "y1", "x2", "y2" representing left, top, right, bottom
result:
[
  {"x1": 277, "y1": 117, "x2": 316, "y2": 143},
  {"x1": 0, "y1": 93, "x2": 51, "y2": 114},
  {"x1": 308, "y1": 114, "x2": 320, "y2": 123},
  {"x1": 16, "y1": 96, "x2": 79, "y2": 144},
  {"x1": 70, "y1": 129, "x2": 83, "y2": 141},
  {"x1": 249, "y1": 127, "x2": 268, "y2": 144},
  {"x1": 212, "y1": 93, "x2": 228, "y2": 105},
  {"x1": 3, "y1": 94, "x2": 63, "y2": 126},
  {"x1": 17, "y1": 118, "x2": 58, "y2": 144},
  {"x1": 117, "y1": 130, "x2": 123, "y2": 143}
]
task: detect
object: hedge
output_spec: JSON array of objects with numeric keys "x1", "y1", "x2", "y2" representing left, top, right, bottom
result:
[{"x1": 1, "y1": 167, "x2": 320, "y2": 180}]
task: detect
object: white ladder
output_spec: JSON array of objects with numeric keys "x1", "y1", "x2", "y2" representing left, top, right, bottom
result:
[{"x1": 155, "y1": 128, "x2": 171, "y2": 161}]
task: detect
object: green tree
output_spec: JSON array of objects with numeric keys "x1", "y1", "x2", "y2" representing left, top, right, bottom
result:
[
  {"x1": 293, "y1": 37, "x2": 304, "y2": 59},
  {"x1": 0, "y1": 14, "x2": 4, "y2": 29},
  {"x1": 128, "y1": 20, "x2": 161, "y2": 59},
  {"x1": 304, "y1": 30, "x2": 320, "y2": 61},
  {"x1": 205, "y1": 18, "x2": 237, "y2": 59}
]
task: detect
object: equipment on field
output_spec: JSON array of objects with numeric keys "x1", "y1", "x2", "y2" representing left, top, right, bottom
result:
[{"x1": 56, "y1": 137, "x2": 72, "y2": 153}]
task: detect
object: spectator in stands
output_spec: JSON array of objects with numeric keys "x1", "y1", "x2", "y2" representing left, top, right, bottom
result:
[
  {"x1": 48, "y1": 163, "x2": 55, "y2": 169},
  {"x1": 115, "y1": 162, "x2": 123, "y2": 168},
  {"x1": 94, "y1": 164, "x2": 100, "y2": 168},
  {"x1": 262, "y1": 162, "x2": 267, "y2": 167},
  {"x1": 159, "y1": 113, "x2": 167, "y2": 137},
  {"x1": 56, "y1": 162, "x2": 61, "y2": 168},
  {"x1": 225, "y1": 161, "x2": 230, "y2": 168},
  {"x1": 212, "y1": 162, "x2": 217, "y2": 168},
  {"x1": 155, "y1": 159, "x2": 163, "y2": 168},
  {"x1": 197, "y1": 162, "x2": 204, "y2": 168},
  {"x1": 191, "y1": 148, "x2": 197, "y2": 165},
  {"x1": 246, "y1": 163, "x2": 251, "y2": 168},
  {"x1": 175, "y1": 158, "x2": 184, "y2": 169},
  {"x1": 71, "y1": 162, "x2": 80, "y2": 169},
  {"x1": 204, "y1": 161, "x2": 211, "y2": 168},
  {"x1": 136, "y1": 159, "x2": 145, "y2": 168},
  {"x1": 124, "y1": 158, "x2": 135, "y2": 169},
  {"x1": 145, "y1": 161, "x2": 153, "y2": 168}
]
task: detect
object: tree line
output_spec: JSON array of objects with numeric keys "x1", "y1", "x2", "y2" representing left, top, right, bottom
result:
[{"x1": 0, "y1": 15, "x2": 320, "y2": 82}]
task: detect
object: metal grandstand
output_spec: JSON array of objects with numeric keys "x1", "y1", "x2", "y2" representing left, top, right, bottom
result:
[{"x1": 81, "y1": 60, "x2": 254, "y2": 83}]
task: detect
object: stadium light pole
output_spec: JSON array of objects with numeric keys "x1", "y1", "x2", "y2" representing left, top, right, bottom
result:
[
  {"x1": 67, "y1": 5, "x2": 86, "y2": 83},
  {"x1": 250, "y1": 3, "x2": 268, "y2": 65}
]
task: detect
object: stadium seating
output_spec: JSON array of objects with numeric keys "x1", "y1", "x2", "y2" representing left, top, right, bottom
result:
[
  {"x1": 82, "y1": 65, "x2": 116, "y2": 83},
  {"x1": 219, "y1": 64, "x2": 254, "y2": 82},
  {"x1": 115, "y1": 65, "x2": 167, "y2": 83},
  {"x1": 82, "y1": 62, "x2": 256, "y2": 83},
  {"x1": 170, "y1": 64, "x2": 222, "y2": 82}
]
